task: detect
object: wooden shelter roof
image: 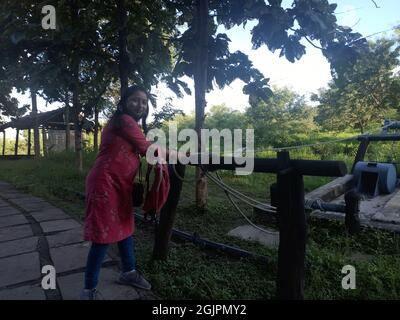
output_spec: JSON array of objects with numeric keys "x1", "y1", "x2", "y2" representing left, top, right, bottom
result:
[{"x1": 0, "y1": 107, "x2": 95, "y2": 131}]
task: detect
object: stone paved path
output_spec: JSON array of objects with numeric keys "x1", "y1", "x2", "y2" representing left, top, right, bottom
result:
[{"x1": 0, "y1": 181, "x2": 157, "y2": 300}]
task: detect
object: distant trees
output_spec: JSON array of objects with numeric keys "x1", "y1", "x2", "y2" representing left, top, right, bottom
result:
[
  {"x1": 246, "y1": 87, "x2": 317, "y2": 147},
  {"x1": 313, "y1": 37, "x2": 400, "y2": 133}
]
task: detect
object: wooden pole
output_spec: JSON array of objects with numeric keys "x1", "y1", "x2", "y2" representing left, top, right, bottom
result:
[
  {"x1": 65, "y1": 98, "x2": 70, "y2": 151},
  {"x1": 2, "y1": 131, "x2": 5, "y2": 156},
  {"x1": 42, "y1": 127, "x2": 47, "y2": 157},
  {"x1": 153, "y1": 164, "x2": 186, "y2": 260},
  {"x1": 352, "y1": 139, "x2": 369, "y2": 173},
  {"x1": 14, "y1": 128, "x2": 19, "y2": 156},
  {"x1": 276, "y1": 151, "x2": 306, "y2": 300},
  {"x1": 27, "y1": 129, "x2": 31, "y2": 155}
]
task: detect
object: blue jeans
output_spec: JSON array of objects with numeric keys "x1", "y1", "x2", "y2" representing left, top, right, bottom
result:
[{"x1": 84, "y1": 236, "x2": 136, "y2": 289}]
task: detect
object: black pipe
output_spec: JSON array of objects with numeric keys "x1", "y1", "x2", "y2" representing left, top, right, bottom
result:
[
  {"x1": 66, "y1": 188, "x2": 268, "y2": 263},
  {"x1": 134, "y1": 213, "x2": 269, "y2": 264},
  {"x1": 307, "y1": 201, "x2": 346, "y2": 213}
]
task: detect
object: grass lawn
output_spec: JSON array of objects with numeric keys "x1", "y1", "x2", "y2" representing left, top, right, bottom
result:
[{"x1": 0, "y1": 151, "x2": 400, "y2": 299}]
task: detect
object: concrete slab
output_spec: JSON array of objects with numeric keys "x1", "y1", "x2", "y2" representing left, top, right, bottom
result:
[
  {"x1": 46, "y1": 228, "x2": 84, "y2": 248},
  {"x1": 0, "y1": 252, "x2": 40, "y2": 287},
  {"x1": 0, "y1": 225, "x2": 33, "y2": 242},
  {"x1": 58, "y1": 268, "x2": 141, "y2": 300},
  {"x1": 50, "y1": 242, "x2": 111, "y2": 273},
  {"x1": 40, "y1": 219, "x2": 81, "y2": 233},
  {"x1": 228, "y1": 225, "x2": 279, "y2": 248},
  {"x1": 30, "y1": 208, "x2": 70, "y2": 222},
  {"x1": 0, "y1": 214, "x2": 29, "y2": 229},
  {"x1": 0, "y1": 207, "x2": 21, "y2": 217},
  {"x1": 0, "y1": 283, "x2": 45, "y2": 300},
  {"x1": 0, "y1": 236, "x2": 38, "y2": 258},
  {"x1": 372, "y1": 191, "x2": 400, "y2": 224}
]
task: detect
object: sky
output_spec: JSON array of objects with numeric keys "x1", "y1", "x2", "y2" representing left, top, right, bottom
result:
[{"x1": 8, "y1": 0, "x2": 400, "y2": 129}]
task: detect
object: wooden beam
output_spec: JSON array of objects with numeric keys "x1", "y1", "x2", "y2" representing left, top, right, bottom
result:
[
  {"x1": 201, "y1": 157, "x2": 347, "y2": 177},
  {"x1": 358, "y1": 134, "x2": 400, "y2": 141}
]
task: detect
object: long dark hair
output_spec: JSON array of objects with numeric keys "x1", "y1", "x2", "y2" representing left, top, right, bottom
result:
[{"x1": 111, "y1": 85, "x2": 149, "y2": 133}]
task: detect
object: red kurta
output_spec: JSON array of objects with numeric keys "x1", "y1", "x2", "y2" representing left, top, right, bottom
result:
[{"x1": 84, "y1": 114, "x2": 151, "y2": 244}]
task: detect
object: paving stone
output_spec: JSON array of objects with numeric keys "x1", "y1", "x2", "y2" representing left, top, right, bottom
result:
[
  {"x1": 0, "y1": 207, "x2": 21, "y2": 217},
  {"x1": 0, "y1": 199, "x2": 10, "y2": 207},
  {"x1": 0, "y1": 236, "x2": 38, "y2": 258},
  {"x1": 50, "y1": 242, "x2": 111, "y2": 274},
  {"x1": 11, "y1": 196, "x2": 46, "y2": 204},
  {"x1": 228, "y1": 224, "x2": 279, "y2": 249},
  {"x1": 30, "y1": 208, "x2": 70, "y2": 222},
  {"x1": 0, "y1": 214, "x2": 29, "y2": 229},
  {"x1": 16, "y1": 201, "x2": 58, "y2": 212},
  {"x1": 1, "y1": 192, "x2": 29, "y2": 200},
  {"x1": 0, "y1": 225, "x2": 33, "y2": 242},
  {"x1": 46, "y1": 228, "x2": 84, "y2": 248},
  {"x1": 0, "y1": 252, "x2": 40, "y2": 287},
  {"x1": 58, "y1": 268, "x2": 140, "y2": 300},
  {"x1": 0, "y1": 283, "x2": 45, "y2": 300},
  {"x1": 40, "y1": 219, "x2": 81, "y2": 233}
]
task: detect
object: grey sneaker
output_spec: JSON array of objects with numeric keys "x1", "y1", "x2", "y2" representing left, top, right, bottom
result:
[
  {"x1": 79, "y1": 288, "x2": 101, "y2": 300},
  {"x1": 117, "y1": 270, "x2": 152, "y2": 290}
]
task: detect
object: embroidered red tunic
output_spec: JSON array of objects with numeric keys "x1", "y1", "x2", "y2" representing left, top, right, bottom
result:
[{"x1": 84, "y1": 114, "x2": 151, "y2": 244}]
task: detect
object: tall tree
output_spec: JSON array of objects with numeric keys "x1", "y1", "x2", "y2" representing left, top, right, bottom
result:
[
  {"x1": 313, "y1": 37, "x2": 400, "y2": 133},
  {"x1": 166, "y1": 0, "x2": 368, "y2": 208}
]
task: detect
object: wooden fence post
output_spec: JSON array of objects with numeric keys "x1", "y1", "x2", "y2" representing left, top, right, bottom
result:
[
  {"x1": 27, "y1": 129, "x2": 31, "y2": 155},
  {"x1": 2, "y1": 131, "x2": 5, "y2": 156},
  {"x1": 276, "y1": 151, "x2": 307, "y2": 300},
  {"x1": 345, "y1": 189, "x2": 361, "y2": 235},
  {"x1": 14, "y1": 128, "x2": 19, "y2": 156},
  {"x1": 153, "y1": 163, "x2": 186, "y2": 260}
]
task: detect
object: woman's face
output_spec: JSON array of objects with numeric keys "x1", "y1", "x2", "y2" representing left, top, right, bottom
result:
[{"x1": 125, "y1": 90, "x2": 148, "y2": 121}]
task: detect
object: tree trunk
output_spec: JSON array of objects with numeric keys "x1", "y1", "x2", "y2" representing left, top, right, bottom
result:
[
  {"x1": 31, "y1": 88, "x2": 41, "y2": 157},
  {"x1": 194, "y1": 0, "x2": 209, "y2": 210},
  {"x1": 14, "y1": 128, "x2": 19, "y2": 156},
  {"x1": 117, "y1": 0, "x2": 129, "y2": 97},
  {"x1": 71, "y1": 1, "x2": 83, "y2": 172},
  {"x1": 94, "y1": 104, "x2": 99, "y2": 152},
  {"x1": 73, "y1": 73, "x2": 83, "y2": 172},
  {"x1": 65, "y1": 95, "x2": 71, "y2": 151}
]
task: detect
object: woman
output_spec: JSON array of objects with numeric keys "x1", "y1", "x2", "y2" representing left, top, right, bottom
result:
[{"x1": 80, "y1": 85, "x2": 156, "y2": 300}]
